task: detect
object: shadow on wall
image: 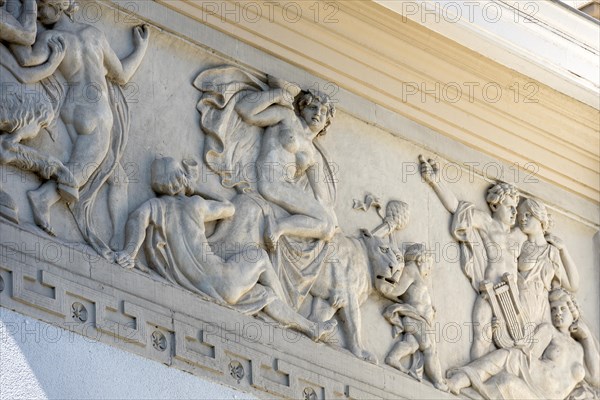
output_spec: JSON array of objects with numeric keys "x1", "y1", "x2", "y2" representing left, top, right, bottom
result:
[{"x1": 0, "y1": 308, "x2": 255, "y2": 400}]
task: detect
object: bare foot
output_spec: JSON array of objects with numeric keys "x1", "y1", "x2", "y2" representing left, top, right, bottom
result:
[
  {"x1": 385, "y1": 356, "x2": 409, "y2": 373},
  {"x1": 263, "y1": 214, "x2": 280, "y2": 252},
  {"x1": 58, "y1": 182, "x2": 79, "y2": 203},
  {"x1": 446, "y1": 370, "x2": 469, "y2": 395},
  {"x1": 434, "y1": 381, "x2": 449, "y2": 392},
  {"x1": 28, "y1": 189, "x2": 55, "y2": 236},
  {"x1": 114, "y1": 251, "x2": 135, "y2": 269},
  {"x1": 0, "y1": 189, "x2": 19, "y2": 224},
  {"x1": 312, "y1": 319, "x2": 338, "y2": 342}
]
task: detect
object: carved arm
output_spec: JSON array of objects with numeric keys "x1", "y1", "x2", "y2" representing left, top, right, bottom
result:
[
  {"x1": 120, "y1": 203, "x2": 153, "y2": 261},
  {"x1": 419, "y1": 155, "x2": 459, "y2": 214},
  {"x1": 571, "y1": 321, "x2": 600, "y2": 387},
  {"x1": 104, "y1": 25, "x2": 149, "y2": 85},
  {"x1": 0, "y1": 0, "x2": 37, "y2": 45},
  {"x1": 234, "y1": 88, "x2": 290, "y2": 127},
  {"x1": 545, "y1": 234, "x2": 580, "y2": 292},
  {"x1": 0, "y1": 38, "x2": 64, "y2": 83}
]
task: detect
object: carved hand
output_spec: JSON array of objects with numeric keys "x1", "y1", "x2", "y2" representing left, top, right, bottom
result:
[
  {"x1": 47, "y1": 36, "x2": 66, "y2": 65},
  {"x1": 418, "y1": 155, "x2": 439, "y2": 185},
  {"x1": 266, "y1": 74, "x2": 302, "y2": 97},
  {"x1": 133, "y1": 24, "x2": 150, "y2": 49},
  {"x1": 115, "y1": 250, "x2": 135, "y2": 269},
  {"x1": 544, "y1": 233, "x2": 564, "y2": 251},
  {"x1": 570, "y1": 321, "x2": 589, "y2": 341}
]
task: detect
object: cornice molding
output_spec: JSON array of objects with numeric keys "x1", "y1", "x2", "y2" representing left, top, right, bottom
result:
[{"x1": 144, "y1": 0, "x2": 599, "y2": 204}]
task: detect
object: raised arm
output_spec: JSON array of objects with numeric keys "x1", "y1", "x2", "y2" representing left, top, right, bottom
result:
[
  {"x1": 104, "y1": 25, "x2": 149, "y2": 85},
  {"x1": 419, "y1": 155, "x2": 459, "y2": 214},
  {"x1": 235, "y1": 87, "x2": 294, "y2": 127},
  {"x1": 380, "y1": 268, "x2": 415, "y2": 302},
  {"x1": 545, "y1": 234, "x2": 580, "y2": 292},
  {"x1": 0, "y1": 0, "x2": 37, "y2": 45}
]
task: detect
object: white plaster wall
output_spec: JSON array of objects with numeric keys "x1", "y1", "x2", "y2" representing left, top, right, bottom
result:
[{"x1": 0, "y1": 308, "x2": 256, "y2": 400}]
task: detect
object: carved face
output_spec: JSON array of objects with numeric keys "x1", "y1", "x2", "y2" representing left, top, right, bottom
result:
[
  {"x1": 550, "y1": 299, "x2": 573, "y2": 330},
  {"x1": 360, "y1": 230, "x2": 403, "y2": 292},
  {"x1": 517, "y1": 202, "x2": 543, "y2": 235},
  {"x1": 491, "y1": 196, "x2": 517, "y2": 227},
  {"x1": 300, "y1": 99, "x2": 328, "y2": 134}
]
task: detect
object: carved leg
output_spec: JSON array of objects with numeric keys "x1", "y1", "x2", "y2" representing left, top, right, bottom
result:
[
  {"x1": 471, "y1": 294, "x2": 495, "y2": 359},
  {"x1": 107, "y1": 163, "x2": 128, "y2": 251},
  {"x1": 0, "y1": 184, "x2": 18, "y2": 223},
  {"x1": 422, "y1": 345, "x2": 448, "y2": 391},
  {"x1": 263, "y1": 299, "x2": 337, "y2": 342},
  {"x1": 0, "y1": 141, "x2": 76, "y2": 187},
  {"x1": 27, "y1": 181, "x2": 61, "y2": 236},
  {"x1": 339, "y1": 297, "x2": 378, "y2": 364},
  {"x1": 257, "y1": 258, "x2": 288, "y2": 303},
  {"x1": 59, "y1": 117, "x2": 112, "y2": 203},
  {"x1": 446, "y1": 370, "x2": 470, "y2": 395},
  {"x1": 308, "y1": 296, "x2": 337, "y2": 322},
  {"x1": 385, "y1": 334, "x2": 418, "y2": 373}
]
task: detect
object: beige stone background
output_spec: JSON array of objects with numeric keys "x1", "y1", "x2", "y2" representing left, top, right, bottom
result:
[{"x1": 1, "y1": 0, "x2": 598, "y2": 380}]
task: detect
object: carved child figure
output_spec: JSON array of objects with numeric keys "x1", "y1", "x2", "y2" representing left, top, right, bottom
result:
[
  {"x1": 380, "y1": 243, "x2": 448, "y2": 391},
  {"x1": 420, "y1": 155, "x2": 525, "y2": 359},
  {"x1": 11, "y1": 0, "x2": 149, "y2": 246}
]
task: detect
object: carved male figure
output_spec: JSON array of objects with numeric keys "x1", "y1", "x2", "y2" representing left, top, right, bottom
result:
[
  {"x1": 0, "y1": 0, "x2": 70, "y2": 223},
  {"x1": 11, "y1": 0, "x2": 149, "y2": 245},
  {"x1": 380, "y1": 243, "x2": 448, "y2": 391},
  {"x1": 420, "y1": 156, "x2": 524, "y2": 359},
  {"x1": 115, "y1": 157, "x2": 337, "y2": 341}
]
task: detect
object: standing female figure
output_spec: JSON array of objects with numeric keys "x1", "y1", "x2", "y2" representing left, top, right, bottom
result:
[{"x1": 517, "y1": 198, "x2": 579, "y2": 325}]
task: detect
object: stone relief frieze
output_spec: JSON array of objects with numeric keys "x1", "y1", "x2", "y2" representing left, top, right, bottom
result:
[{"x1": 0, "y1": 1, "x2": 598, "y2": 399}]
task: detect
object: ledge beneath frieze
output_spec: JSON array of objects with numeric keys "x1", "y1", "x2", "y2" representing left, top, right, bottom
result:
[{"x1": 0, "y1": 220, "x2": 455, "y2": 399}]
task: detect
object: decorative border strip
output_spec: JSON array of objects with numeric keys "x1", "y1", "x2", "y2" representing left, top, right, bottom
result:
[{"x1": 0, "y1": 221, "x2": 453, "y2": 399}]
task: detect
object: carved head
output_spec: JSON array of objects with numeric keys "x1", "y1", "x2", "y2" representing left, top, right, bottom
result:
[
  {"x1": 487, "y1": 183, "x2": 519, "y2": 227},
  {"x1": 360, "y1": 229, "x2": 403, "y2": 292},
  {"x1": 404, "y1": 243, "x2": 432, "y2": 278},
  {"x1": 549, "y1": 287, "x2": 580, "y2": 332},
  {"x1": 37, "y1": 0, "x2": 78, "y2": 24},
  {"x1": 151, "y1": 157, "x2": 195, "y2": 196},
  {"x1": 518, "y1": 198, "x2": 553, "y2": 234},
  {"x1": 297, "y1": 90, "x2": 336, "y2": 136}
]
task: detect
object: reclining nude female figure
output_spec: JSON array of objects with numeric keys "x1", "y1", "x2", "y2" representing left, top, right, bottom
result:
[{"x1": 234, "y1": 80, "x2": 337, "y2": 251}]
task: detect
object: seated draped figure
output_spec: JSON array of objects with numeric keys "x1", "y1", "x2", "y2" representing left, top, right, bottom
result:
[{"x1": 115, "y1": 157, "x2": 337, "y2": 341}]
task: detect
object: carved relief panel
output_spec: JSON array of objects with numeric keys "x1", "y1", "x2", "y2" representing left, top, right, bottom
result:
[{"x1": 0, "y1": 1, "x2": 598, "y2": 399}]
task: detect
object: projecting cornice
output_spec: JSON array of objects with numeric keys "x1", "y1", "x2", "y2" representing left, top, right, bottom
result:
[{"x1": 111, "y1": 0, "x2": 599, "y2": 207}]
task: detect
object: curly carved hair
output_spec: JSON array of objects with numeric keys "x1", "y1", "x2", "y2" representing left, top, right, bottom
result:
[
  {"x1": 548, "y1": 287, "x2": 580, "y2": 323},
  {"x1": 385, "y1": 200, "x2": 410, "y2": 232},
  {"x1": 486, "y1": 183, "x2": 519, "y2": 209},
  {"x1": 404, "y1": 243, "x2": 431, "y2": 272},
  {"x1": 297, "y1": 90, "x2": 336, "y2": 136},
  {"x1": 520, "y1": 197, "x2": 554, "y2": 233},
  {"x1": 151, "y1": 157, "x2": 192, "y2": 196},
  {"x1": 37, "y1": 0, "x2": 79, "y2": 19}
]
